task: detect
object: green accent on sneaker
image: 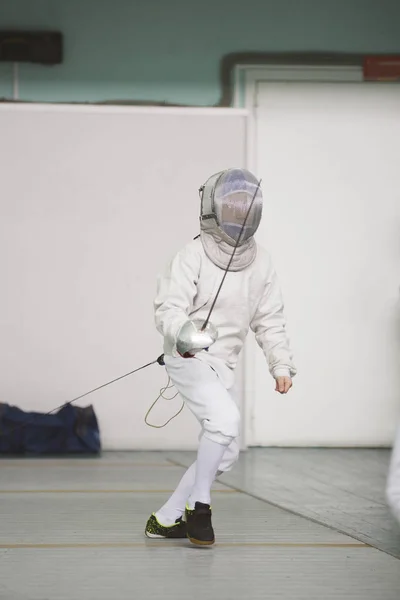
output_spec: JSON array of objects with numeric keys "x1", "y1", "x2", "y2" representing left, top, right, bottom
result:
[
  {"x1": 185, "y1": 502, "x2": 215, "y2": 546},
  {"x1": 145, "y1": 514, "x2": 187, "y2": 539}
]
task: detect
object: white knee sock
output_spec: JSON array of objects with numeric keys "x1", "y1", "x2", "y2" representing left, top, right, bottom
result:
[
  {"x1": 155, "y1": 438, "x2": 232, "y2": 524},
  {"x1": 187, "y1": 436, "x2": 227, "y2": 509},
  {"x1": 155, "y1": 462, "x2": 197, "y2": 526}
]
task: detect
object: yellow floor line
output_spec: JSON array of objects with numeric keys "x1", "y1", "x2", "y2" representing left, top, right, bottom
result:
[
  {"x1": 0, "y1": 541, "x2": 368, "y2": 549},
  {"x1": 0, "y1": 489, "x2": 239, "y2": 494}
]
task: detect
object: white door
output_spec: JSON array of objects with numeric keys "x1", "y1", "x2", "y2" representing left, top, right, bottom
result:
[{"x1": 246, "y1": 82, "x2": 400, "y2": 446}]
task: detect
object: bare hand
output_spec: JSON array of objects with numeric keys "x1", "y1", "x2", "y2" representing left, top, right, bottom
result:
[{"x1": 275, "y1": 376, "x2": 292, "y2": 394}]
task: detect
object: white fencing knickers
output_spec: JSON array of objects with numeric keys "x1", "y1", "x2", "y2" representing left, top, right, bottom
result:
[
  {"x1": 387, "y1": 422, "x2": 400, "y2": 524},
  {"x1": 164, "y1": 354, "x2": 241, "y2": 473}
]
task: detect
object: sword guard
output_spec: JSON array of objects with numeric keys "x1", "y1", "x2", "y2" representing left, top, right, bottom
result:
[{"x1": 176, "y1": 319, "x2": 218, "y2": 357}]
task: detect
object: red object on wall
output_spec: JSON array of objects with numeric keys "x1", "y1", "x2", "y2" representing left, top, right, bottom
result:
[{"x1": 363, "y1": 56, "x2": 400, "y2": 80}]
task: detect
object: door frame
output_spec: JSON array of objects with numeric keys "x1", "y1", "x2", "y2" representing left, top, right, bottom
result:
[
  {"x1": 236, "y1": 64, "x2": 363, "y2": 175},
  {"x1": 235, "y1": 64, "x2": 364, "y2": 447}
]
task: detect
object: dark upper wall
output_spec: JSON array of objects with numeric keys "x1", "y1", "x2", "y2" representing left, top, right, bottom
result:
[{"x1": 0, "y1": 0, "x2": 399, "y2": 104}]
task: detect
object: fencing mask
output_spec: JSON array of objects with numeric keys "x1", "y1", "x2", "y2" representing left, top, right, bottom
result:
[{"x1": 199, "y1": 168, "x2": 263, "y2": 271}]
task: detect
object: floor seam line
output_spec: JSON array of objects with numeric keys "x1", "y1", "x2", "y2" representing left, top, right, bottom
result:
[{"x1": 166, "y1": 456, "x2": 373, "y2": 550}]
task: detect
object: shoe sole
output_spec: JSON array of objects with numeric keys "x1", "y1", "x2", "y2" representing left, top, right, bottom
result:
[
  {"x1": 145, "y1": 531, "x2": 165, "y2": 539},
  {"x1": 187, "y1": 536, "x2": 215, "y2": 546},
  {"x1": 145, "y1": 531, "x2": 187, "y2": 539}
]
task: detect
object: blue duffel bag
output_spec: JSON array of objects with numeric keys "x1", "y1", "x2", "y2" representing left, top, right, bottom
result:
[{"x1": 0, "y1": 402, "x2": 101, "y2": 455}]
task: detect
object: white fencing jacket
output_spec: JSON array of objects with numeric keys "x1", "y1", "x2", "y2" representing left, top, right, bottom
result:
[{"x1": 154, "y1": 238, "x2": 296, "y2": 379}]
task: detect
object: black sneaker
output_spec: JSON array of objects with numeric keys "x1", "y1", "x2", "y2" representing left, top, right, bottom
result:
[
  {"x1": 185, "y1": 502, "x2": 215, "y2": 546},
  {"x1": 145, "y1": 514, "x2": 187, "y2": 539}
]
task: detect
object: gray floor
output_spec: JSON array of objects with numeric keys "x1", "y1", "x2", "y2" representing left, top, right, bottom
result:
[
  {"x1": 1, "y1": 450, "x2": 400, "y2": 600},
  {"x1": 170, "y1": 447, "x2": 400, "y2": 559}
]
